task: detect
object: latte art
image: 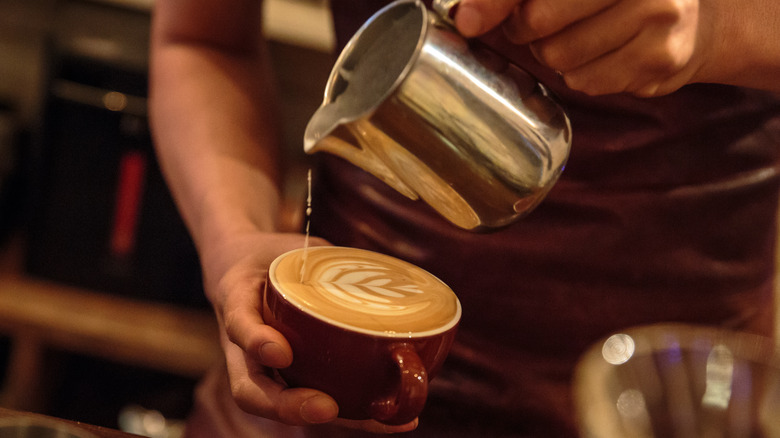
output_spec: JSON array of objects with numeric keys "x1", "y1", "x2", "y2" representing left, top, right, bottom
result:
[
  {"x1": 312, "y1": 260, "x2": 424, "y2": 308},
  {"x1": 270, "y1": 247, "x2": 460, "y2": 336}
]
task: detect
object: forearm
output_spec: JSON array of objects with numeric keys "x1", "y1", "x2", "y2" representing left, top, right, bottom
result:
[{"x1": 149, "y1": 27, "x2": 282, "y2": 263}]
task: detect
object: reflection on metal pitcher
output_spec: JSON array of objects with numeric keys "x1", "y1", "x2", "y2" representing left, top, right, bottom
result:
[{"x1": 304, "y1": 0, "x2": 571, "y2": 230}]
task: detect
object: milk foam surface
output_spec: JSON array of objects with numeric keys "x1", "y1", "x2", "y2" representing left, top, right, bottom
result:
[{"x1": 271, "y1": 247, "x2": 460, "y2": 335}]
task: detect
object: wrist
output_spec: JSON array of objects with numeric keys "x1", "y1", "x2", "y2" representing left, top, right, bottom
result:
[{"x1": 195, "y1": 170, "x2": 280, "y2": 259}]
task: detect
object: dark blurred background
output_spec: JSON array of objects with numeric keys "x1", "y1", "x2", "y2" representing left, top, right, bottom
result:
[{"x1": 0, "y1": 0, "x2": 334, "y2": 435}]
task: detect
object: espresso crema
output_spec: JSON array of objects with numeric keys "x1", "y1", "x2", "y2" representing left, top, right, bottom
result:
[{"x1": 269, "y1": 247, "x2": 460, "y2": 336}]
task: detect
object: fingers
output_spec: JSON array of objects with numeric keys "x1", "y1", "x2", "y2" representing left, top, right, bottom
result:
[
  {"x1": 224, "y1": 338, "x2": 420, "y2": 430},
  {"x1": 527, "y1": 1, "x2": 640, "y2": 73},
  {"x1": 499, "y1": 0, "x2": 701, "y2": 97},
  {"x1": 560, "y1": 9, "x2": 699, "y2": 96},
  {"x1": 217, "y1": 235, "x2": 332, "y2": 368},
  {"x1": 502, "y1": 0, "x2": 617, "y2": 44},
  {"x1": 454, "y1": 0, "x2": 519, "y2": 37},
  {"x1": 219, "y1": 266, "x2": 293, "y2": 368},
  {"x1": 204, "y1": 234, "x2": 345, "y2": 427},
  {"x1": 224, "y1": 341, "x2": 340, "y2": 425}
]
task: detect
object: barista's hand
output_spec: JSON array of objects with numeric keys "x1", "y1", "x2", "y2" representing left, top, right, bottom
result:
[
  {"x1": 201, "y1": 231, "x2": 418, "y2": 433},
  {"x1": 452, "y1": 0, "x2": 717, "y2": 96}
]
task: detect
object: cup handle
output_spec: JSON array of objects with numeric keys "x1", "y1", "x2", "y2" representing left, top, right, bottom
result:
[{"x1": 369, "y1": 343, "x2": 428, "y2": 425}]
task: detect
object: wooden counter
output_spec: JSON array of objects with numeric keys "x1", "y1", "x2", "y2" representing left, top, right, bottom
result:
[
  {"x1": 0, "y1": 236, "x2": 222, "y2": 412},
  {"x1": 0, "y1": 406, "x2": 143, "y2": 437}
]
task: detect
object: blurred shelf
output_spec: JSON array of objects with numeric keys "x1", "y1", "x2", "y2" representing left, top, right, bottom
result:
[
  {"x1": 0, "y1": 236, "x2": 221, "y2": 412},
  {"x1": 0, "y1": 275, "x2": 221, "y2": 377},
  {"x1": 263, "y1": 0, "x2": 336, "y2": 52},
  {"x1": 91, "y1": 0, "x2": 336, "y2": 53}
]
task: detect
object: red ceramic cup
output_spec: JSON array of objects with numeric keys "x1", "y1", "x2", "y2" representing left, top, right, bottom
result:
[{"x1": 263, "y1": 246, "x2": 461, "y2": 425}]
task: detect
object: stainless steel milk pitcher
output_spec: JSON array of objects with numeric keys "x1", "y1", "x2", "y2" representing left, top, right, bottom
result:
[{"x1": 304, "y1": 0, "x2": 571, "y2": 230}]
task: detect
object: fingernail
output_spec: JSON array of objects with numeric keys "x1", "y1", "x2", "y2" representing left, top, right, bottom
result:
[
  {"x1": 455, "y1": 3, "x2": 483, "y2": 36},
  {"x1": 637, "y1": 82, "x2": 662, "y2": 98},
  {"x1": 259, "y1": 342, "x2": 291, "y2": 367},
  {"x1": 300, "y1": 395, "x2": 338, "y2": 424}
]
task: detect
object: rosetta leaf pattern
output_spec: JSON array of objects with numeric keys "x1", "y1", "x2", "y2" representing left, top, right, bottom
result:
[{"x1": 313, "y1": 264, "x2": 424, "y2": 309}]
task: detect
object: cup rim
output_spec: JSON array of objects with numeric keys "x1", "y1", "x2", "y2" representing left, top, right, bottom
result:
[{"x1": 268, "y1": 246, "x2": 461, "y2": 338}]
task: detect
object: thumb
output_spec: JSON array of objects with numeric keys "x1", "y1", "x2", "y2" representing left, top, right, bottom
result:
[{"x1": 453, "y1": 0, "x2": 520, "y2": 37}]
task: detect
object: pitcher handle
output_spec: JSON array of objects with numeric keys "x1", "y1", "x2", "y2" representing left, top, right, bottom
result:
[{"x1": 432, "y1": 0, "x2": 461, "y2": 26}]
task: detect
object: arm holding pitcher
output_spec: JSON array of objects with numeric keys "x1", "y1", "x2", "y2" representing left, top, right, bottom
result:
[{"x1": 454, "y1": 0, "x2": 780, "y2": 96}]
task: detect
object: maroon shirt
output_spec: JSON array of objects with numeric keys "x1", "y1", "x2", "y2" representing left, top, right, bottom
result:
[{"x1": 313, "y1": 1, "x2": 780, "y2": 435}]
